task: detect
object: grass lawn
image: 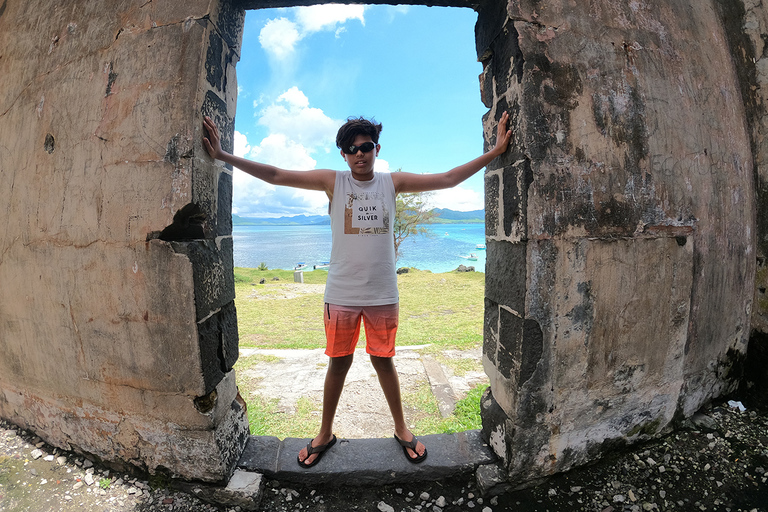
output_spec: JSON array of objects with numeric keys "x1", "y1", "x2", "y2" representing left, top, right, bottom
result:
[
  {"x1": 232, "y1": 266, "x2": 488, "y2": 438},
  {"x1": 234, "y1": 267, "x2": 484, "y2": 350}
]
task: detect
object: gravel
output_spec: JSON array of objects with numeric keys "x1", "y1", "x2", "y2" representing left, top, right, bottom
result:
[{"x1": 1, "y1": 398, "x2": 767, "y2": 511}]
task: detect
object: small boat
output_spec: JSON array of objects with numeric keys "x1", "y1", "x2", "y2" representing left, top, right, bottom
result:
[
  {"x1": 313, "y1": 261, "x2": 330, "y2": 270},
  {"x1": 294, "y1": 262, "x2": 307, "y2": 270},
  {"x1": 476, "y1": 244, "x2": 486, "y2": 250},
  {"x1": 459, "y1": 253, "x2": 478, "y2": 261}
]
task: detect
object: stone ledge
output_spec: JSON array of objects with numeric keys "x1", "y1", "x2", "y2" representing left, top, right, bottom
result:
[{"x1": 237, "y1": 430, "x2": 496, "y2": 486}]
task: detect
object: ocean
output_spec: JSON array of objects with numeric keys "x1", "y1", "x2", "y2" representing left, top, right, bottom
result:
[{"x1": 232, "y1": 223, "x2": 486, "y2": 274}]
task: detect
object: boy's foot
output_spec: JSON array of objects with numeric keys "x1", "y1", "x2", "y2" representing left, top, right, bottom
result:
[
  {"x1": 297, "y1": 434, "x2": 337, "y2": 468},
  {"x1": 394, "y1": 432, "x2": 427, "y2": 463}
]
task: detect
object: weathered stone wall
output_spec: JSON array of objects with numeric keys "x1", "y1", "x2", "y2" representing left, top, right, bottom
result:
[
  {"x1": 739, "y1": 1, "x2": 768, "y2": 335},
  {"x1": 0, "y1": 0, "x2": 248, "y2": 481},
  {"x1": 479, "y1": 0, "x2": 759, "y2": 483},
  {"x1": 738, "y1": 0, "x2": 768, "y2": 404}
]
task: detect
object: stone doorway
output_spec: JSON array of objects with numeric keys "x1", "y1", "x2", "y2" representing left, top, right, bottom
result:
[{"x1": 228, "y1": 4, "x2": 491, "y2": 443}]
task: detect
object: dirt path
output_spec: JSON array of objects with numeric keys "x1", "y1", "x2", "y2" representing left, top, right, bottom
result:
[{"x1": 238, "y1": 346, "x2": 488, "y2": 439}]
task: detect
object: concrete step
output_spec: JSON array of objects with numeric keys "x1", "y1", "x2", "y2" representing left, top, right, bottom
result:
[{"x1": 236, "y1": 430, "x2": 496, "y2": 486}]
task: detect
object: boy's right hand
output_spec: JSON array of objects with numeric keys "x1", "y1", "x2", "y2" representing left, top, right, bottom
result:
[{"x1": 202, "y1": 116, "x2": 223, "y2": 159}]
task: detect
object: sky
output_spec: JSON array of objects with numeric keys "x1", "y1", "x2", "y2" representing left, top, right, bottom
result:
[{"x1": 232, "y1": 4, "x2": 488, "y2": 218}]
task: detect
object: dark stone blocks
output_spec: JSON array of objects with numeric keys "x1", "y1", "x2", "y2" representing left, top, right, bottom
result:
[
  {"x1": 502, "y1": 165, "x2": 519, "y2": 238},
  {"x1": 484, "y1": 298, "x2": 499, "y2": 366},
  {"x1": 206, "y1": 31, "x2": 225, "y2": 91},
  {"x1": 485, "y1": 305, "x2": 545, "y2": 409},
  {"x1": 219, "y1": 300, "x2": 239, "y2": 371},
  {"x1": 204, "y1": 3, "x2": 245, "y2": 90},
  {"x1": 198, "y1": 301, "x2": 239, "y2": 395},
  {"x1": 480, "y1": 387, "x2": 514, "y2": 465},
  {"x1": 485, "y1": 240, "x2": 526, "y2": 313},
  {"x1": 488, "y1": 303, "x2": 542, "y2": 391},
  {"x1": 503, "y1": 161, "x2": 530, "y2": 240},
  {"x1": 170, "y1": 237, "x2": 235, "y2": 322},
  {"x1": 197, "y1": 313, "x2": 225, "y2": 394},
  {"x1": 213, "y1": 1, "x2": 245, "y2": 52},
  {"x1": 485, "y1": 173, "x2": 500, "y2": 239},
  {"x1": 202, "y1": 91, "x2": 233, "y2": 156},
  {"x1": 217, "y1": 171, "x2": 233, "y2": 237},
  {"x1": 475, "y1": 0, "x2": 507, "y2": 62},
  {"x1": 169, "y1": 236, "x2": 237, "y2": 393},
  {"x1": 521, "y1": 318, "x2": 543, "y2": 385},
  {"x1": 485, "y1": 21, "x2": 523, "y2": 95},
  {"x1": 498, "y1": 307, "x2": 522, "y2": 378},
  {"x1": 194, "y1": 170, "x2": 230, "y2": 241}
]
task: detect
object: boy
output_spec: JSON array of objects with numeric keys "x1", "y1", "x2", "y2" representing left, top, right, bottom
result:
[{"x1": 203, "y1": 112, "x2": 510, "y2": 467}]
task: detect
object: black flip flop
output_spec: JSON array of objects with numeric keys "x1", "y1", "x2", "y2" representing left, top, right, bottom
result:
[
  {"x1": 297, "y1": 434, "x2": 337, "y2": 468},
  {"x1": 394, "y1": 434, "x2": 427, "y2": 463}
]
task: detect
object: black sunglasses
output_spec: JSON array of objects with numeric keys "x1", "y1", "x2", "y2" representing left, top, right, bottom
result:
[{"x1": 343, "y1": 141, "x2": 377, "y2": 155}]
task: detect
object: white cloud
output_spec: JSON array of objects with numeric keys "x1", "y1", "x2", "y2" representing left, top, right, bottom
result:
[
  {"x1": 232, "y1": 169, "x2": 274, "y2": 216},
  {"x1": 276, "y1": 87, "x2": 309, "y2": 108},
  {"x1": 231, "y1": 131, "x2": 327, "y2": 217},
  {"x1": 259, "y1": 5, "x2": 365, "y2": 59},
  {"x1": 259, "y1": 17, "x2": 301, "y2": 59},
  {"x1": 233, "y1": 130, "x2": 251, "y2": 158},
  {"x1": 384, "y1": 5, "x2": 411, "y2": 22},
  {"x1": 374, "y1": 158, "x2": 391, "y2": 173},
  {"x1": 232, "y1": 90, "x2": 340, "y2": 216},
  {"x1": 232, "y1": 131, "x2": 275, "y2": 216},
  {"x1": 250, "y1": 133, "x2": 316, "y2": 170},
  {"x1": 294, "y1": 4, "x2": 365, "y2": 33},
  {"x1": 429, "y1": 186, "x2": 484, "y2": 211},
  {"x1": 258, "y1": 87, "x2": 340, "y2": 150}
]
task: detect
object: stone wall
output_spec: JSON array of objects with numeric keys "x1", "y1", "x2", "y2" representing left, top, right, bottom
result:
[
  {"x1": 0, "y1": 0, "x2": 248, "y2": 482},
  {"x1": 0, "y1": 0, "x2": 765, "y2": 490},
  {"x1": 479, "y1": 0, "x2": 761, "y2": 483},
  {"x1": 739, "y1": 0, "x2": 768, "y2": 406}
]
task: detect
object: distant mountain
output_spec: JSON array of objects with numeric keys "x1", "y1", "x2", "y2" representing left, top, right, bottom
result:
[
  {"x1": 233, "y1": 208, "x2": 484, "y2": 226},
  {"x1": 431, "y1": 208, "x2": 484, "y2": 223},
  {"x1": 232, "y1": 214, "x2": 330, "y2": 226}
]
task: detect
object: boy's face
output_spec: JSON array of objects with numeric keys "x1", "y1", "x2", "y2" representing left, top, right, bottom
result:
[{"x1": 341, "y1": 134, "x2": 379, "y2": 181}]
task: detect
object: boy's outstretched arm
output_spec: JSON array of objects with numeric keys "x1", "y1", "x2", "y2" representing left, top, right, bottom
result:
[
  {"x1": 392, "y1": 111, "x2": 512, "y2": 194},
  {"x1": 202, "y1": 116, "x2": 335, "y2": 195}
]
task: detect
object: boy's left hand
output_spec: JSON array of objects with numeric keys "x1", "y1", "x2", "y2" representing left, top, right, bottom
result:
[{"x1": 494, "y1": 111, "x2": 512, "y2": 155}]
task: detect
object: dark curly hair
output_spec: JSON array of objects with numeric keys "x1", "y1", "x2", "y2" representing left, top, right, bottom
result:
[{"x1": 335, "y1": 116, "x2": 383, "y2": 151}]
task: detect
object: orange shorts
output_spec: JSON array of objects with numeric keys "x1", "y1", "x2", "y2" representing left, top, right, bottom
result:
[{"x1": 324, "y1": 303, "x2": 399, "y2": 358}]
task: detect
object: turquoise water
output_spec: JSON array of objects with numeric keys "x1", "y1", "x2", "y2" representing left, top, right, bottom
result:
[{"x1": 232, "y1": 223, "x2": 486, "y2": 274}]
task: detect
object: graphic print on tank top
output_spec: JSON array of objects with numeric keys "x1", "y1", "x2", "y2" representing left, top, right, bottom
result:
[{"x1": 343, "y1": 190, "x2": 391, "y2": 235}]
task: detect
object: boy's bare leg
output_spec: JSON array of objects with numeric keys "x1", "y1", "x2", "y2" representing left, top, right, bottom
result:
[
  {"x1": 298, "y1": 354, "x2": 353, "y2": 465},
  {"x1": 370, "y1": 355, "x2": 426, "y2": 459}
]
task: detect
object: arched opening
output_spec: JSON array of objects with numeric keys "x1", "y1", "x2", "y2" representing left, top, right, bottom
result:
[{"x1": 228, "y1": 3, "x2": 494, "y2": 449}]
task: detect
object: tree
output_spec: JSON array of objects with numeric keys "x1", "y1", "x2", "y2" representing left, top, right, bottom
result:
[{"x1": 393, "y1": 171, "x2": 440, "y2": 260}]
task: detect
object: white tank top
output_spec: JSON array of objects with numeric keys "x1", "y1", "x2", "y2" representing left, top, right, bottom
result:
[{"x1": 323, "y1": 171, "x2": 398, "y2": 306}]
